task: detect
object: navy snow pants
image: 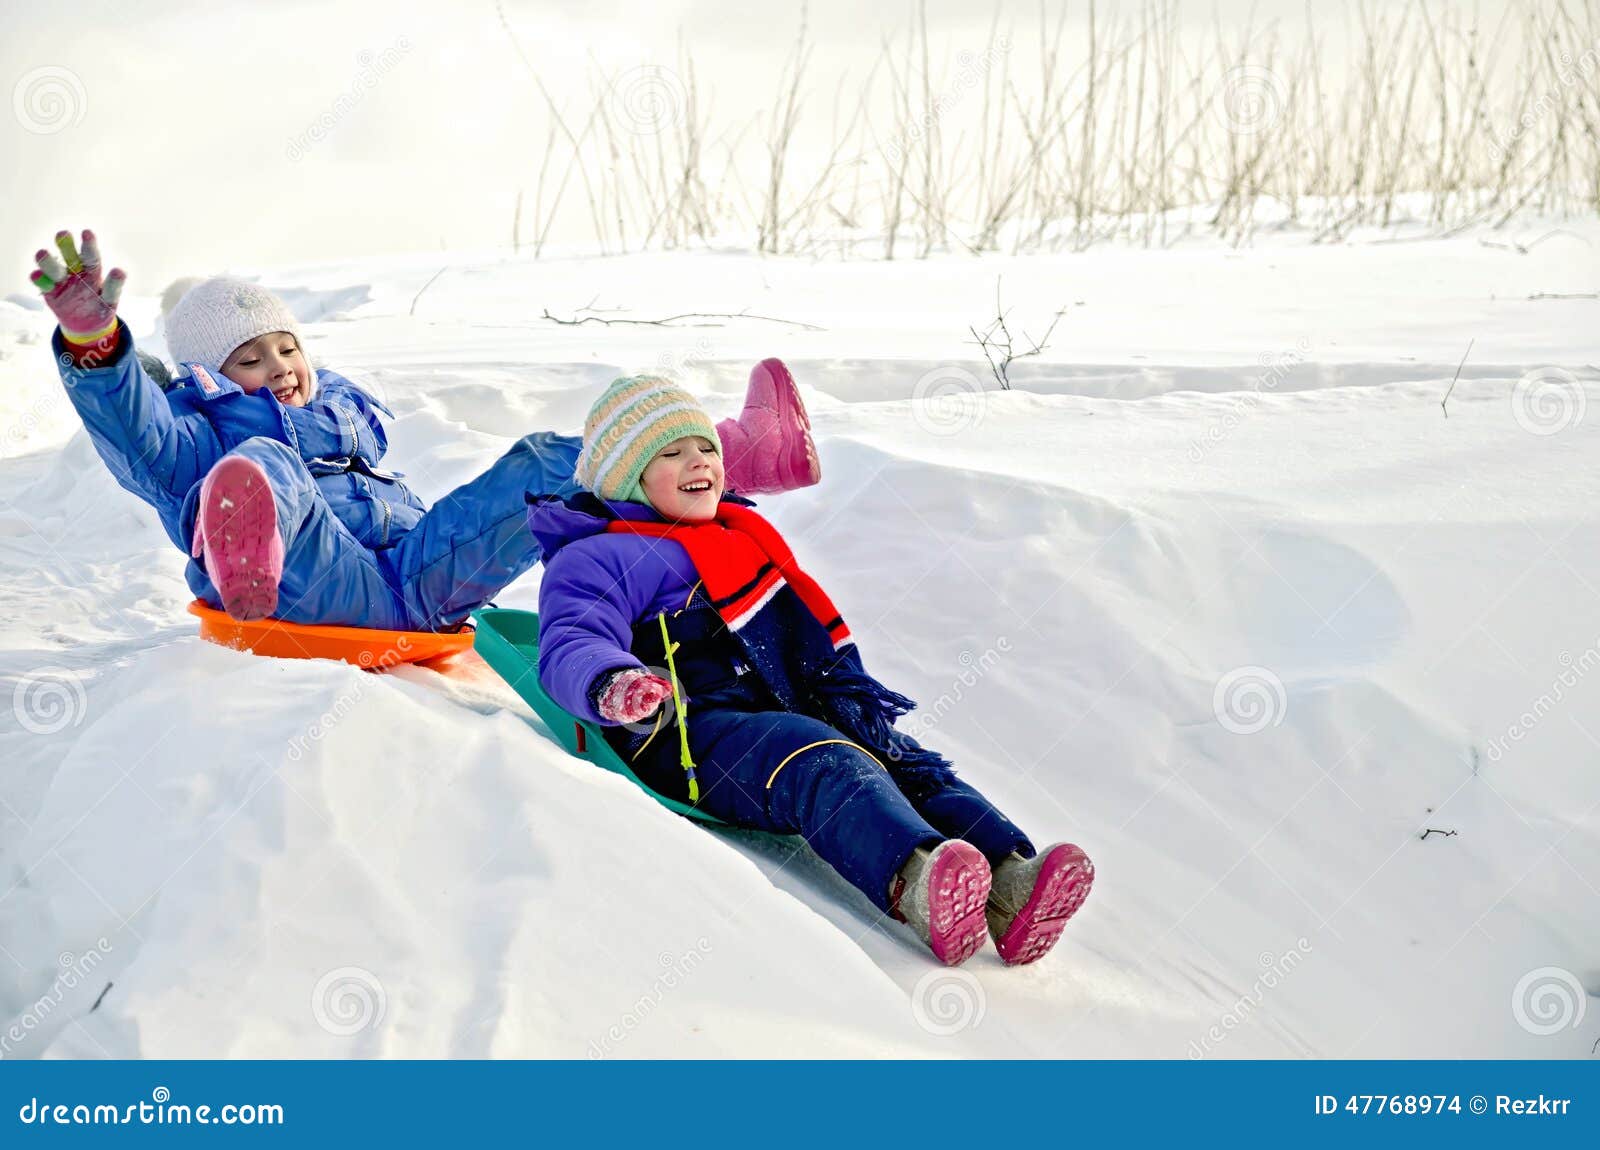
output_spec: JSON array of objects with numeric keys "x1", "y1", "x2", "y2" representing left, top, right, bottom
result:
[{"x1": 616, "y1": 700, "x2": 1035, "y2": 912}]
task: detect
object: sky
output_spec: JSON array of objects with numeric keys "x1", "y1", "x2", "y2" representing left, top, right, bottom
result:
[{"x1": 1, "y1": 0, "x2": 1530, "y2": 289}]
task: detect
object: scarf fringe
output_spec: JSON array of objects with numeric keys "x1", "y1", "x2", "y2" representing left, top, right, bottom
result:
[{"x1": 812, "y1": 653, "x2": 957, "y2": 797}]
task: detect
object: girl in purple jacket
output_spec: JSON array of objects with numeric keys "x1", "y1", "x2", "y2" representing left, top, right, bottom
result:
[{"x1": 533, "y1": 376, "x2": 1095, "y2": 966}]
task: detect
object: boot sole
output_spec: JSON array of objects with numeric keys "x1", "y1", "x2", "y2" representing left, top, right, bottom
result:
[
  {"x1": 927, "y1": 840, "x2": 992, "y2": 966},
  {"x1": 195, "y1": 457, "x2": 283, "y2": 622},
  {"x1": 993, "y1": 843, "x2": 1094, "y2": 966}
]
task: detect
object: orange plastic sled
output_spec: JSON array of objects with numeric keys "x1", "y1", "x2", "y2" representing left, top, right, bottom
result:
[{"x1": 188, "y1": 600, "x2": 473, "y2": 669}]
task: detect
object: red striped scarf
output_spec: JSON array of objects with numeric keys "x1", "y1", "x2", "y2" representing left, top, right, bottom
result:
[{"x1": 605, "y1": 503, "x2": 851, "y2": 650}]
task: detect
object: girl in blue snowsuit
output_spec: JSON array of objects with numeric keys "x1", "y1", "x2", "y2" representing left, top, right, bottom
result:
[
  {"x1": 533, "y1": 376, "x2": 1095, "y2": 966},
  {"x1": 29, "y1": 229, "x2": 818, "y2": 631}
]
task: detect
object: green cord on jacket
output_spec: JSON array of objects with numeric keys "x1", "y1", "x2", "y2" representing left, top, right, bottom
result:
[{"x1": 657, "y1": 610, "x2": 699, "y2": 803}]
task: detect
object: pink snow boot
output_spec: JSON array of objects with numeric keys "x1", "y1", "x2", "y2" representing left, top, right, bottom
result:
[
  {"x1": 715, "y1": 358, "x2": 820, "y2": 496},
  {"x1": 986, "y1": 843, "x2": 1094, "y2": 966},
  {"x1": 191, "y1": 455, "x2": 284, "y2": 622},
  {"x1": 889, "y1": 839, "x2": 992, "y2": 966}
]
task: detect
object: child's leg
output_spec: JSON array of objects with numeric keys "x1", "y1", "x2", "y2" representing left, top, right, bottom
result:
[
  {"x1": 384, "y1": 431, "x2": 582, "y2": 630},
  {"x1": 902, "y1": 774, "x2": 1036, "y2": 868},
  {"x1": 632, "y1": 707, "x2": 944, "y2": 913},
  {"x1": 181, "y1": 437, "x2": 411, "y2": 629}
]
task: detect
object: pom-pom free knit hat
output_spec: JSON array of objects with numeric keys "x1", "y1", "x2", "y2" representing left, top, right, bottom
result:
[
  {"x1": 164, "y1": 276, "x2": 303, "y2": 370},
  {"x1": 576, "y1": 375, "x2": 720, "y2": 504}
]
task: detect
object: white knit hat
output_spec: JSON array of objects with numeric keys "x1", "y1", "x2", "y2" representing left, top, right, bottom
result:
[{"x1": 164, "y1": 277, "x2": 304, "y2": 370}]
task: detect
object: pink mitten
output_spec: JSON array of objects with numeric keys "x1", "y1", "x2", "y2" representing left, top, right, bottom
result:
[
  {"x1": 596, "y1": 669, "x2": 674, "y2": 724},
  {"x1": 31, "y1": 229, "x2": 126, "y2": 349}
]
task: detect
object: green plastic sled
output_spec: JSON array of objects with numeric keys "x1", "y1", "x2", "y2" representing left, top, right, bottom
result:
[{"x1": 471, "y1": 607, "x2": 728, "y2": 826}]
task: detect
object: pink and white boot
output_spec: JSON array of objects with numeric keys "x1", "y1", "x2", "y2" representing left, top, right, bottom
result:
[
  {"x1": 191, "y1": 455, "x2": 284, "y2": 621},
  {"x1": 715, "y1": 358, "x2": 821, "y2": 496},
  {"x1": 986, "y1": 843, "x2": 1095, "y2": 966},
  {"x1": 889, "y1": 839, "x2": 993, "y2": 966}
]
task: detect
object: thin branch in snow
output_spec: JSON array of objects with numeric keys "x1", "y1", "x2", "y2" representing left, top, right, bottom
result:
[
  {"x1": 968, "y1": 276, "x2": 1065, "y2": 390},
  {"x1": 410, "y1": 266, "x2": 449, "y2": 317},
  {"x1": 1419, "y1": 827, "x2": 1458, "y2": 841},
  {"x1": 1440, "y1": 338, "x2": 1473, "y2": 419},
  {"x1": 540, "y1": 307, "x2": 824, "y2": 331}
]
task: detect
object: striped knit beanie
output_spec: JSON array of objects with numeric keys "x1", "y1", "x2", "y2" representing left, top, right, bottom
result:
[
  {"x1": 164, "y1": 276, "x2": 304, "y2": 371},
  {"x1": 576, "y1": 375, "x2": 720, "y2": 504}
]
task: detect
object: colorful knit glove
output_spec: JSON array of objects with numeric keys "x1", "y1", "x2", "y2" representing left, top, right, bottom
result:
[
  {"x1": 31, "y1": 229, "x2": 126, "y2": 348},
  {"x1": 595, "y1": 668, "x2": 674, "y2": 724}
]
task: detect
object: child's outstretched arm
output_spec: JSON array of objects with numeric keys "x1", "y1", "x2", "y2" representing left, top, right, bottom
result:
[
  {"x1": 537, "y1": 541, "x2": 664, "y2": 725},
  {"x1": 34, "y1": 230, "x2": 226, "y2": 517}
]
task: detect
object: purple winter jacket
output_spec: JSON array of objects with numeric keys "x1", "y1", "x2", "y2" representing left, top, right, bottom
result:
[{"x1": 530, "y1": 492, "x2": 754, "y2": 725}]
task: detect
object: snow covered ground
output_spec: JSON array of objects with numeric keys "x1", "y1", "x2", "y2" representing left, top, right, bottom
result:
[{"x1": 1, "y1": 219, "x2": 1597, "y2": 1058}]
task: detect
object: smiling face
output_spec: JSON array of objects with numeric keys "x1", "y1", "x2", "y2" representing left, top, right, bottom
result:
[
  {"x1": 220, "y1": 331, "x2": 312, "y2": 407},
  {"x1": 639, "y1": 435, "x2": 724, "y2": 521}
]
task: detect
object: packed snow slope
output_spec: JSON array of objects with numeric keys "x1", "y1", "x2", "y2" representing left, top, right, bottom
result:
[{"x1": 1, "y1": 220, "x2": 1597, "y2": 1058}]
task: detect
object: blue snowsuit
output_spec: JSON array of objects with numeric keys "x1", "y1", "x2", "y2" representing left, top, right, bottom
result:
[
  {"x1": 53, "y1": 323, "x2": 582, "y2": 631},
  {"x1": 530, "y1": 493, "x2": 1034, "y2": 912}
]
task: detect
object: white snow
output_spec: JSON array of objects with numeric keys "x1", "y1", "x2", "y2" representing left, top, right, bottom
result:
[{"x1": 1, "y1": 219, "x2": 1597, "y2": 1058}]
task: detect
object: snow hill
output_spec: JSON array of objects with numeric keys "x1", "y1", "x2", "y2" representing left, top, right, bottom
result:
[{"x1": 1, "y1": 220, "x2": 1597, "y2": 1058}]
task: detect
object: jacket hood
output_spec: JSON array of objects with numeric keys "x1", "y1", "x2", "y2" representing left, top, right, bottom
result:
[{"x1": 525, "y1": 491, "x2": 755, "y2": 561}]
